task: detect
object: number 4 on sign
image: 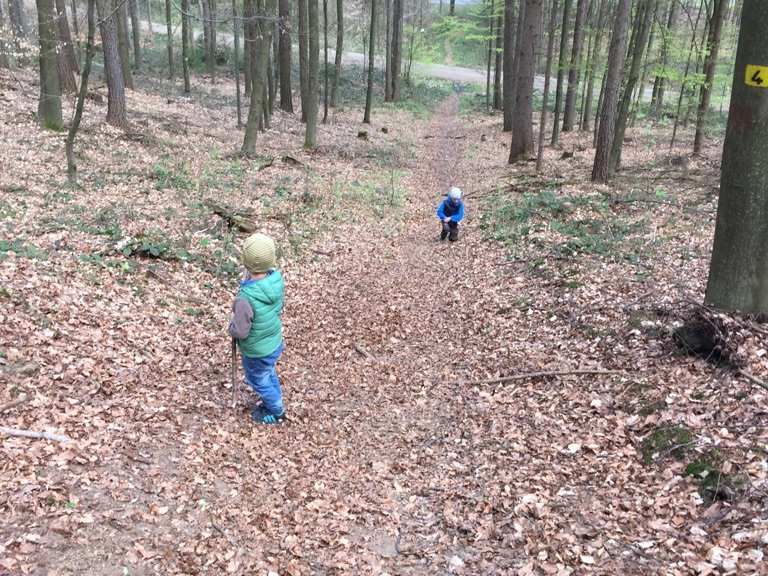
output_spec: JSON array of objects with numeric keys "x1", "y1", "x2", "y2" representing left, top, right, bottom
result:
[{"x1": 745, "y1": 65, "x2": 768, "y2": 87}]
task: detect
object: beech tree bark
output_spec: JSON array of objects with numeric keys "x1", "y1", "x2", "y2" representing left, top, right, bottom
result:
[
  {"x1": 304, "y1": 0, "x2": 319, "y2": 148},
  {"x1": 165, "y1": 0, "x2": 174, "y2": 78},
  {"x1": 502, "y1": 0, "x2": 515, "y2": 131},
  {"x1": 551, "y1": 0, "x2": 571, "y2": 145},
  {"x1": 298, "y1": 0, "x2": 309, "y2": 121},
  {"x1": 54, "y1": 0, "x2": 78, "y2": 93},
  {"x1": 363, "y1": 0, "x2": 376, "y2": 123},
  {"x1": 705, "y1": 0, "x2": 768, "y2": 313},
  {"x1": 129, "y1": 0, "x2": 141, "y2": 69},
  {"x1": 242, "y1": 0, "x2": 277, "y2": 155},
  {"x1": 181, "y1": 0, "x2": 191, "y2": 93},
  {"x1": 115, "y1": 0, "x2": 134, "y2": 88},
  {"x1": 330, "y1": 0, "x2": 342, "y2": 106},
  {"x1": 391, "y1": 0, "x2": 403, "y2": 100}
]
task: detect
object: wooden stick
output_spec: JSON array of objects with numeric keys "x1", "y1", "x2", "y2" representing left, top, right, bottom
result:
[
  {"x1": 353, "y1": 342, "x2": 376, "y2": 360},
  {"x1": 0, "y1": 395, "x2": 29, "y2": 414},
  {"x1": 449, "y1": 369, "x2": 625, "y2": 386},
  {"x1": 231, "y1": 339, "x2": 238, "y2": 409},
  {"x1": 0, "y1": 427, "x2": 70, "y2": 443},
  {"x1": 738, "y1": 369, "x2": 768, "y2": 392}
]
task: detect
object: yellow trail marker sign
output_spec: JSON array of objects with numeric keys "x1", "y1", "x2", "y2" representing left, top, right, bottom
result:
[{"x1": 745, "y1": 65, "x2": 768, "y2": 87}]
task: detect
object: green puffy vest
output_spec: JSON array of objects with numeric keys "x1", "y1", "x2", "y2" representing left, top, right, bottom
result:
[{"x1": 237, "y1": 271, "x2": 284, "y2": 358}]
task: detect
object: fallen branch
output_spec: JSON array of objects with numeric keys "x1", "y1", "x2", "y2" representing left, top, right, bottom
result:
[
  {"x1": 353, "y1": 342, "x2": 376, "y2": 361},
  {"x1": 0, "y1": 395, "x2": 30, "y2": 414},
  {"x1": 449, "y1": 369, "x2": 625, "y2": 386},
  {"x1": 0, "y1": 427, "x2": 71, "y2": 443},
  {"x1": 738, "y1": 369, "x2": 768, "y2": 392}
]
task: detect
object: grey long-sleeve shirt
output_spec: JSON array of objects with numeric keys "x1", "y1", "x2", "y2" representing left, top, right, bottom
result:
[{"x1": 228, "y1": 298, "x2": 253, "y2": 340}]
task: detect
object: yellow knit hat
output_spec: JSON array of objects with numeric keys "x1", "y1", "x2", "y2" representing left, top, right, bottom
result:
[{"x1": 241, "y1": 233, "x2": 277, "y2": 273}]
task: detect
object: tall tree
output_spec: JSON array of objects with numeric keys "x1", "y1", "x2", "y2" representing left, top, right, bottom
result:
[
  {"x1": 242, "y1": 0, "x2": 277, "y2": 155},
  {"x1": 330, "y1": 0, "x2": 342, "y2": 106},
  {"x1": 210, "y1": 0, "x2": 218, "y2": 78},
  {"x1": 562, "y1": 0, "x2": 587, "y2": 132},
  {"x1": 129, "y1": 0, "x2": 141, "y2": 69},
  {"x1": 181, "y1": 0, "x2": 191, "y2": 92},
  {"x1": 298, "y1": 0, "x2": 309, "y2": 121},
  {"x1": 591, "y1": 0, "x2": 631, "y2": 182},
  {"x1": 486, "y1": 0, "x2": 495, "y2": 109},
  {"x1": 502, "y1": 0, "x2": 515, "y2": 131},
  {"x1": 449, "y1": 0, "x2": 455, "y2": 16},
  {"x1": 145, "y1": 0, "x2": 152, "y2": 30},
  {"x1": 705, "y1": 0, "x2": 768, "y2": 313},
  {"x1": 115, "y1": 0, "x2": 134, "y2": 88},
  {"x1": 232, "y1": 0, "x2": 242, "y2": 126},
  {"x1": 66, "y1": 0, "x2": 96, "y2": 186},
  {"x1": 363, "y1": 0, "x2": 376, "y2": 124},
  {"x1": 54, "y1": 0, "x2": 79, "y2": 93},
  {"x1": 651, "y1": 0, "x2": 678, "y2": 116},
  {"x1": 581, "y1": 0, "x2": 607, "y2": 132},
  {"x1": 305, "y1": 0, "x2": 319, "y2": 148},
  {"x1": 551, "y1": 0, "x2": 571, "y2": 145},
  {"x1": 693, "y1": 0, "x2": 727, "y2": 154},
  {"x1": 278, "y1": 0, "x2": 293, "y2": 111},
  {"x1": 9, "y1": 0, "x2": 28, "y2": 42},
  {"x1": 537, "y1": 0, "x2": 560, "y2": 171},
  {"x1": 0, "y1": 1, "x2": 10, "y2": 68},
  {"x1": 509, "y1": 0, "x2": 542, "y2": 162},
  {"x1": 608, "y1": 0, "x2": 654, "y2": 174},
  {"x1": 384, "y1": 0, "x2": 392, "y2": 101},
  {"x1": 96, "y1": 0, "x2": 127, "y2": 127},
  {"x1": 493, "y1": 10, "x2": 503, "y2": 109},
  {"x1": 322, "y1": 0, "x2": 328, "y2": 122},
  {"x1": 165, "y1": 0, "x2": 174, "y2": 78},
  {"x1": 391, "y1": 0, "x2": 403, "y2": 100},
  {"x1": 36, "y1": 0, "x2": 63, "y2": 130}
]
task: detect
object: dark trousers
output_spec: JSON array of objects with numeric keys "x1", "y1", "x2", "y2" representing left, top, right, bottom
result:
[{"x1": 440, "y1": 220, "x2": 459, "y2": 241}]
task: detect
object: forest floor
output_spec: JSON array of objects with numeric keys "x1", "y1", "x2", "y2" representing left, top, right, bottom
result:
[{"x1": 1, "y1": 66, "x2": 767, "y2": 576}]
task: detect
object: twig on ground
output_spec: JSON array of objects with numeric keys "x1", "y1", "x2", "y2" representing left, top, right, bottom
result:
[
  {"x1": 353, "y1": 342, "x2": 376, "y2": 360},
  {"x1": 0, "y1": 395, "x2": 30, "y2": 414},
  {"x1": 449, "y1": 369, "x2": 625, "y2": 386},
  {"x1": 0, "y1": 427, "x2": 71, "y2": 443},
  {"x1": 738, "y1": 369, "x2": 768, "y2": 392}
]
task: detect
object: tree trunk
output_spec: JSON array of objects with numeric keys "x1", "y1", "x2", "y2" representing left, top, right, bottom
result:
[
  {"x1": 652, "y1": 0, "x2": 678, "y2": 116},
  {"x1": 36, "y1": 0, "x2": 63, "y2": 129},
  {"x1": 330, "y1": 0, "x2": 342, "y2": 106},
  {"x1": 55, "y1": 0, "x2": 79, "y2": 73},
  {"x1": 449, "y1": 0, "x2": 455, "y2": 16},
  {"x1": 581, "y1": 0, "x2": 607, "y2": 132},
  {"x1": 391, "y1": 0, "x2": 403, "y2": 100},
  {"x1": 705, "y1": 0, "x2": 768, "y2": 313},
  {"x1": 322, "y1": 0, "x2": 328, "y2": 122},
  {"x1": 562, "y1": 0, "x2": 587, "y2": 131},
  {"x1": 129, "y1": 0, "x2": 141, "y2": 69},
  {"x1": 485, "y1": 0, "x2": 494, "y2": 108},
  {"x1": 502, "y1": 0, "x2": 515, "y2": 131},
  {"x1": 693, "y1": 0, "x2": 727, "y2": 154},
  {"x1": 537, "y1": 0, "x2": 560, "y2": 171},
  {"x1": 181, "y1": 0, "x2": 191, "y2": 92},
  {"x1": 608, "y1": 0, "x2": 654, "y2": 174},
  {"x1": 363, "y1": 0, "x2": 376, "y2": 123},
  {"x1": 551, "y1": 0, "x2": 571, "y2": 145},
  {"x1": 66, "y1": 0, "x2": 96, "y2": 186},
  {"x1": 305, "y1": 0, "x2": 319, "y2": 148},
  {"x1": 278, "y1": 0, "x2": 293, "y2": 111},
  {"x1": 631, "y1": 0, "x2": 658, "y2": 126},
  {"x1": 9, "y1": 0, "x2": 28, "y2": 41},
  {"x1": 54, "y1": 0, "x2": 78, "y2": 93},
  {"x1": 242, "y1": 0, "x2": 277, "y2": 155},
  {"x1": 670, "y1": 2, "x2": 704, "y2": 149},
  {"x1": 201, "y1": 0, "x2": 212, "y2": 76},
  {"x1": 145, "y1": 0, "x2": 152, "y2": 31},
  {"x1": 384, "y1": 0, "x2": 392, "y2": 101},
  {"x1": 233, "y1": 0, "x2": 242, "y2": 126},
  {"x1": 97, "y1": 0, "x2": 127, "y2": 127},
  {"x1": 0, "y1": 1, "x2": 9, "y2": 68},
  {"x1": 493, "y1": 12, "x2": 503, "y2": 109},
  {"x1": 209, "y1": 0, "x2": 217, "y2": 79},
  {"x1": 116, "y1": 0, "x2": 134, "y2": 88},
  {"x1": 298, "y1": 0, "x2": 309, "y2": 121},
  {"x1": 591, "y1": 0, "x2": 631, "y2": 182},
  {"x1": 510, "y1": 0, "x2": 525, "y2": 110},
  {"x1": 509, "y1": 0, "x2": 542, "y2": 162},
  {"x1": 165, "y1": 0, "x2": 174, "y2": 78}
]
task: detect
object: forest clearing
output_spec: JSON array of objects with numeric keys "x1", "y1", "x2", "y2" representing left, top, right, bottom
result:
[{"x1": 1, "y1": 0, "x2": 768, "y2": 574}]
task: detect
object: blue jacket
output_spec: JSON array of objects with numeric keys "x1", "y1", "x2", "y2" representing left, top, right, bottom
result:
[{"x1": 437, "y1": 198, "x2": 465, "y2": 223}]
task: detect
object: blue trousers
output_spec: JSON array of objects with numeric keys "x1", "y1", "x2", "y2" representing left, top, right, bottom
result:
[{"x1": 241, "y1": 342, "x2": 284, "y2": 415}]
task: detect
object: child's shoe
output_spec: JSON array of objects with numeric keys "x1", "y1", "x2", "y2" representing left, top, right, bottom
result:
[
  {"x1": 440, "y1": 229, "x2": 448, "y2": 241},
  {"x1": 251, "y1": 406, "x2": 286, "y2": 425}
]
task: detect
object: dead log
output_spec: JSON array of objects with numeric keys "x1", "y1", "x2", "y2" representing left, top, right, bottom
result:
[
  {"x1": 204, "y1": 199, "x2": 257, "y2": 233},
  {"x1": 0, "y1": 427, "x2": 71, "y2": 443}
]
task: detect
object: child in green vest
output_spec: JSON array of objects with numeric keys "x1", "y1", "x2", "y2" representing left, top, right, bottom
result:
[{"x1": 228, "y1": 233, "x2": 286, "y2": 424}]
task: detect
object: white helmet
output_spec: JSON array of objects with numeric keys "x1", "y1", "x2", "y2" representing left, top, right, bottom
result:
[{"x1": 448, "y1": 187, "x2": 463, "y2": 200}]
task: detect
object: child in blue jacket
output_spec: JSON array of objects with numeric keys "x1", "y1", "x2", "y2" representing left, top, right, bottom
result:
[{"x1": 437, "y1": 187, "x2": 465, "y2": 242}]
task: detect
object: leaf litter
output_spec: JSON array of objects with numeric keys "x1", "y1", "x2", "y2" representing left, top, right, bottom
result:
[{"x1": 0, "y1": 67, "x2": 767, "y2": 575}]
